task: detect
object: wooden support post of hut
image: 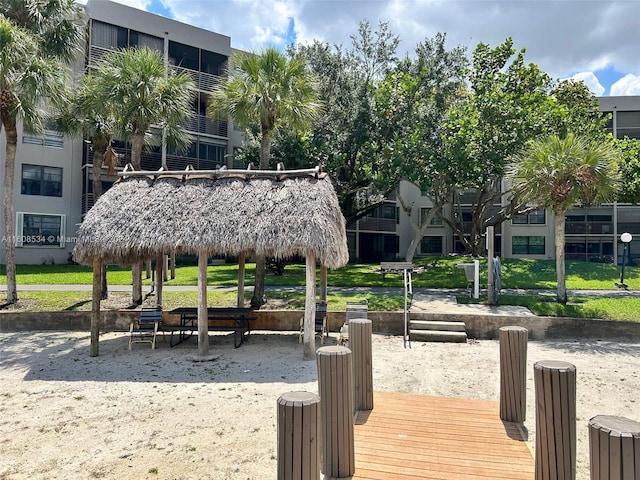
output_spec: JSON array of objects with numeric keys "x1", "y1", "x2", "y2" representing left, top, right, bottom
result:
[
  {"x1": 90, "y1": 256, "x2": 101, "y2": 357},
  {"x1": 534, "y1": 360, "x2": 577, "y2": 480},
  {"x1": 197, "y1": 251, "x2": 209, "y2": 357},
  {"x1": 155, "y1": 253, "x2": 164, "y2": 308},
  {"x1": 303, "y1": 255, "x2": 317, "y2": 361},
  {"x1": 589, "y1": 415, "x2": 640, "y2": 480},
  {"x1": 237, "y1": 253, "x2": 245, "y2": 308},
  {"x1": 319, "y1": 265, "x2": 327, "y2": 304},
  {"x1": 499, "y1": 326, "x2": 528, "y2": 423},
  {"x1": 277, "y1": 391, "x2": 320, "y2": 480},
  {"x1": 317, "y1": 346, "x2": 355, "y2": 478},
  {"x1": 350, "y1": 318, "x2": 373, "y2": 412}
]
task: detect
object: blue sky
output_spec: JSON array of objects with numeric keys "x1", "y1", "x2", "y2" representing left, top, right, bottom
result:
[{"x1": 111, "y1": 0, "x2": 640, "y2": 96}]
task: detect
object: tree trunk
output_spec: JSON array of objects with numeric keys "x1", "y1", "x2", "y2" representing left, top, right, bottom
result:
[
  {"x1": 90, "y1": 256, "x2": 102, "y2": 357},
  {"x1": 251, "y1": 129, "x2": 273, "y2": 308},
  {"x1": 130, "y1": 132, "x2": 144, "y2": 305},
  {"x1": 131, "y1": 263, "x2": 142, "y2": 306},
  {"x1": 92, "y1": 150, "x2": 109, "y2": 300},
  {"x1": 2, "y1": 116, "x2": 18, "y2": 304},
  {"x1": 251, "y1": 256, "x2": 266, "y2": 309},
  {"x1": 555, "y1": 209, "x2": 567, "y2": 304}
]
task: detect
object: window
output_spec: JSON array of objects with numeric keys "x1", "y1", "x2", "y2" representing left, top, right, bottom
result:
[
  {"x1": 616, "y1": 111, "x2": 640, "y2": 139},
  {"x1": 15, "y1": 213, "x2": 66, "y2": 247},
  {"x1": 367, "y1": 204, "x2": 398, "y2": 221},
  {"x1": 23, "y1": 120, "x2": 63, "y2": 148},
  {"x1": 512, "y1": 209, "x2": 545, "y2": 225},
  {"x1": 21, "y1": 165, "x2": 62, "y2": 197},
  {"x1": 420, "y1": 207, "x2": 443, "y2": 227},
  {"x1": 91, "y1": 21, "x2": 128, "y2": 49},
  {"x1": 420, "y1": 236, "x2": 443, "y2": 255},
  {"x1": 512, "y1": 236, "x2": 545, "y2": 255}
]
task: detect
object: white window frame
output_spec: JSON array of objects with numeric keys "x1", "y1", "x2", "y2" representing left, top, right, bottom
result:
[{"x1": 15, "y1": 212, "x2": 66, "y2": 248}]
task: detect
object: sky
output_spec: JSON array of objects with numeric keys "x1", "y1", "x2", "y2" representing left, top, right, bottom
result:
[{"x1": 103, "y1": 0, "x2": 640, "y2": 97}]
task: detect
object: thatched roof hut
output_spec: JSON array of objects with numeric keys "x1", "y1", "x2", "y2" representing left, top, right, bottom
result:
[
  {"x1": 73, "y1": 170, "x2": 348, "y2": 267},
  {"x1": 74, "y1": 166, "x2": 348, "y2": 359}
]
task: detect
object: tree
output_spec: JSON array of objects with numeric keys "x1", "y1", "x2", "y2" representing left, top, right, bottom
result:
[
  {"x1": 614, "y1": 137, "x2": 640, "y2": 204},
  {"x1": 87, "y1": 47, "x2": 196, "y2": 305},
  {"x1": 372, "y1": 33, "x2": 468, "y2": 261},
  {"x1": 1, "y1": 0, "x2": 83, "y2": 304},
  {"x1": 210, "y1": 47, "x2": 322, "y2": 309},
  {"x1": 292, "y1": 21, "x2": 400, "y2": 224},
  {"x1": 0, "y1": 16, "x2": 70, "y2": 304},
  {"x1": 507, "y1": 134, "x2": 621, "y2": 303},
  {"x1": 57, "y1": 72, "x2": 121, "y2": 299},
  {"x1": 1, "y1": 0, "x2": 84, "y2": 63},
  {"x1": 440, "y1": 38, "x2": 558, "y2": 255}
]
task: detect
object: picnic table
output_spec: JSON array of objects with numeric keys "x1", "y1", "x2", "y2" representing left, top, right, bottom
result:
[{"x1": 166, "y1": 307, "x2": 254, "y2": 348}]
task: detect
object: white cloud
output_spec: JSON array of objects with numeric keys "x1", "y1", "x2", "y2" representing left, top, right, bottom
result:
[
  {"x1": 610, "y1": 74, "x2": 640, "y2": 96},
  {"x1": 569, "y1": 72, "x2": 605, "y2": 96},
  {"x1": 109, "y1": 0, "x2": 640, "y2": 95}
]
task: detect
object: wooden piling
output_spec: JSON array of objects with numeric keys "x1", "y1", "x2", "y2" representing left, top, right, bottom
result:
[
  {"x1": 277, "y1": 391, "x2": 320, "y2": 480},
  {"x1": 534, "y1": 360, "x2": 577, "y2": 480},
  {"x1": 589, "y1": 415, "x2": 640, "y2": 480},
  {"x1": 350, "y1": 319, "x2": 373, "y2": 412},
  {"x1": 499, "y1": 326, "x2": 528, "y2": 423},
  {"x1": 317, "y1": 346, "x2": 355, "y2": 478}
]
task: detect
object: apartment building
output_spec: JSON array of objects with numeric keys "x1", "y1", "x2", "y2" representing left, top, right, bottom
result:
[
  {"x1": 0, "y1": 0, "x2": 243, "y2": 264},
  {"x1": 348, "y1": 95, "x2": 640, "y2": 263}
]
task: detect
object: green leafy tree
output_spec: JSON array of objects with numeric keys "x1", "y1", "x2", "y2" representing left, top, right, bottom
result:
[
  {"x1": 292, "y1": 21, "x2": 400, "y2": 224},
  {"x1": 1, "y1": 0, "x2": 83, "y2": 305},
  {"x1": 507, "y1": 134, "x2": 621, "y2": 303},
  {"x1": 615, "y1": 137, "x2": 640, "y2": 204},
  {"x1": 88, "y1": 47, "x2": 196, "y2": 305},
  {"x1": 372, "y1": 33, "x2": 468, "y2": 261},
  {"x1": 210, "y1": 47, "x2": 322, "y2": 309},
  {"x1": 440, "y1": 38, "x2": 557, "y2": 255}
]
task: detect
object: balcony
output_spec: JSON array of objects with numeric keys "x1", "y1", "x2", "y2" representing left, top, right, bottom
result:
[
  {"x1": 357, "y1": 217, "x2": 396, "y2": 232},
  {"x1": 187, "y1": 114, "x2": 228, "y2": 138},
  {"x1": 88, "y1": 46, "x2": 222, "y2": 94},
  {"x1": 172, "y1": 65, "x2": 221, "y2": 93}
]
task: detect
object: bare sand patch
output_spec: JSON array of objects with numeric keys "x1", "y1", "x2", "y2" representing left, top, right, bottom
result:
[{"x1": 0, "y1": 331, "x2": 638, "y2": 479}]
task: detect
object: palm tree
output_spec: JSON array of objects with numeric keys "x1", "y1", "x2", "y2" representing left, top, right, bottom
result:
[
  {"x1": 507, "y1": 134, "x2": 621, "y2": 303},
  {"x1": 1, "y1": 0, "x2": 84, "y2": 63},
  {"x1": 1, "y1": 1, "x2": 83, "y2": 304},
  {"x1": 0, "y1": 16, "x2": 69, "y2": 304},
  {"x1": 57, "y1": 73, "x2": 121, "y2": 300},
  {"x1": 210, "y1": 47, "x2": 322, "y2": 308},
  {"x1": 88, "y1": 47, "x2": 196, "y2": 305}
]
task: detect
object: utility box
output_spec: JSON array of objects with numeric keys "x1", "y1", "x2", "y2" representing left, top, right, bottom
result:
[{"x1": 457, "y1": 260, "x2": 480, "y2": 299}]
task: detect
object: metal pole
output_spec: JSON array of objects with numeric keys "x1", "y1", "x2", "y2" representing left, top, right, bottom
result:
[{"x1": 621, "y1": 242, "x2": 627, "y2": 285}]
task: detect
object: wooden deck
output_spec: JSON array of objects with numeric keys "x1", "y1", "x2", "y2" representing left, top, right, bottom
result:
[{"x1": 349, "y1": 391, "x2": 534, "y2": 480}]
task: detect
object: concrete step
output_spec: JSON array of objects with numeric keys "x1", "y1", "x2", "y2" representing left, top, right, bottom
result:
[
  {"x1": 409, "y1": 329, "x2": 468, "y2": 343},
  {"x1": 409, "y1": 320, "x2": 466, "y2": 332}
]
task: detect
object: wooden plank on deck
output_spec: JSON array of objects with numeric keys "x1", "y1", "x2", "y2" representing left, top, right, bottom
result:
[{"x1": 346, "y1": 391, "x2": 534, "y2": 480}]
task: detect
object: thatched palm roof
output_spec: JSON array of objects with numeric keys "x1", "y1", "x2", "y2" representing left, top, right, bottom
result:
[{"x1": 73, "y1": 168, "x2": 349, "y2": 268}]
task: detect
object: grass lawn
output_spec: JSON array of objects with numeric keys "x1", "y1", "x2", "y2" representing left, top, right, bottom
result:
[
  {"x1": 1, "y1": 258, "x2": 639, "y2": 320},
  {"x1": 1, "y1": 257, "x2": 639, "y2": 290}
]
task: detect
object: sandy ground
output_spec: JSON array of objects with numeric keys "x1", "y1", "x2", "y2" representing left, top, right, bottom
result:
[{"x1": 0, "y1": 330, "x2": 638, "y2": 480}]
